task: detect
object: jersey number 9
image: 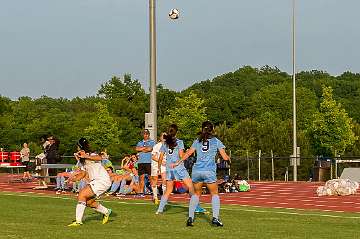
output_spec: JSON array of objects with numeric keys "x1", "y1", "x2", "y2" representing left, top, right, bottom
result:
[{"x1": 201, "y1": 140, "x2": 209, "y2": 152}]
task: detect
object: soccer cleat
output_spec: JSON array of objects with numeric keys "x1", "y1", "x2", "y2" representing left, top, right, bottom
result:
[
  {"x1": 195, "y1": 205, "x2": 207, "y2": 214},
  {"x1": 67, "y1": 221, "x2": 83, "y2": 227},
  {"x1": 56, "y1": 190, "x2": 61, "y2": 195},
  {"x1": 102, "y1": 209, "x2": 112, "y2": 224},
  {"x1": 211, "y1": 217, "x2": 224, "y2": 227},
  {"x1": 154, "y1": 198, "x2": 160, "y2": 205},
  {"x1": 186, "y1": 217, "x2": 194, "y2": 227},
  {"x1": 155, "y1": 210, "x2": 163, "y2": 215}
]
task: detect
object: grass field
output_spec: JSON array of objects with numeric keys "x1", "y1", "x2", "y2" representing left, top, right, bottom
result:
[{"x1": 0, "y1": 192, "x2": 359, "y2": 239}]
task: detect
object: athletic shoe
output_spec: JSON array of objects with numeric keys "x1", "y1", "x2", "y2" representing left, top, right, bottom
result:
[
  {"x1": 186, "y1": 217, "x2": 194, "y2": 227},
  {"x1": 155, "y1": 210, "x2": 163, "y2": 215},
  {"x1": 195, "y1": 205, "x2": 207, "y2": 213},
  {"x1": 102, "y1": 209, "x2": 112, "y2": 224},
  {"x1": 211, "y1": 217, "x2": 223, "y2": 227},
  {"x1": 56, "y1": 190, "x2": 61, "y2": 195},
  {"x1": 67, "y1": 221, "x2": 83, "y2": 227},
  {"x1": 154, "y1": 198, "x2": 160, "y2": 205}
]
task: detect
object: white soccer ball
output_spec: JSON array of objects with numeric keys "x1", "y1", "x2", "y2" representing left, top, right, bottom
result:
[{"x1": 169, "y1": 8, "x2": 180, "y2": 20}]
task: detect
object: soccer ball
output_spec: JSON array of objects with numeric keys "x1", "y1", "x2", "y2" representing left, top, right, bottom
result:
[{"x1": 169, "y1": 8, "x2": 179, "y2": 20}]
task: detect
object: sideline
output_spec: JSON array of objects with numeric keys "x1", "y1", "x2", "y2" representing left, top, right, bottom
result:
[{"x1": 1, "y1": 191, "x2": 360, "y2": 219}]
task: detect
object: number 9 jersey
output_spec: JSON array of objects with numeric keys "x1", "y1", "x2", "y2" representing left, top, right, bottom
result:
[{"x1": 191, "y1": 137, "x2": 225, "y2": 172}]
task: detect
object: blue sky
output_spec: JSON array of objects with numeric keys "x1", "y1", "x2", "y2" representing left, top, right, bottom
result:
[{"x1": 0, "y1": 0, "x2": 359, "y2": 99}]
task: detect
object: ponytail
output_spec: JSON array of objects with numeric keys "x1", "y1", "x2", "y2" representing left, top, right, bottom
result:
[
  {"x1": 198, "y1": 121, "x2": 214, "y2": 143},
  {"x1": 165, "y1": 124, "x2": 178, "y2": 149}
]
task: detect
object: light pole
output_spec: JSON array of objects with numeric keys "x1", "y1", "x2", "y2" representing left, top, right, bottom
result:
[
  {"x1": 292, "y1": 0, "x2": 298, "y2": 181},
  {"x1": 149, "y1": 0, "x2": 157, "y2": 141}
]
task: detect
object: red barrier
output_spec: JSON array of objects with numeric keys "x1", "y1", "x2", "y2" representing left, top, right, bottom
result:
[
  {"x1": 0, "y1": 151, "x2": 9, "y2": 163},
  {"x1": 10, "y1": 152, "x2": 21, "y2": 166}
]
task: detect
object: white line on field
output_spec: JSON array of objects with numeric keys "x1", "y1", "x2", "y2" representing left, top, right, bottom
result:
[{"x1": 1, "y1": 192, "x2": 360, "y2": 219}]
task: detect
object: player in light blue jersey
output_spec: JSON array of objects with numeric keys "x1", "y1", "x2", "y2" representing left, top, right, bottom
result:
[
  {"x1": 155, "y1": 124, "x2": 195, "y2": 214},
  {"x1": 180, "y1": 121, "x2": 230, "y2": 227}
]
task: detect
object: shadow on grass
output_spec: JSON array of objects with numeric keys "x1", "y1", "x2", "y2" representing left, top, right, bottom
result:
[{"x1": 84, "y1": 211, "x2": 119, "y2": 223}]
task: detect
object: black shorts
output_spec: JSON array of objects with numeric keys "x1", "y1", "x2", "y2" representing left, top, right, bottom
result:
[
  {"x1": 138, "y1": 163, "x2": 151, "y2": 176},
  {"x1": 22, "y1": 161, "x2": 30, "y2": 171}
]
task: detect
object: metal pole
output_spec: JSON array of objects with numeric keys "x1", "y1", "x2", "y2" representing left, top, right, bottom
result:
[
  {"x1": 149, "y1": 0, "x2": 157, "y2": 141},
  {"x1": 247, "y1": 150, "x2": 249, "y2": 181},
  {"x1": 271, "y1": 150, "x2": 274, "y2": 181},
  {"x1": 292, "y1": 0, "x2": 297, "y2": 182},
  {"x1": 258, "y1": 150, "x2": 261, "y2": 181}
]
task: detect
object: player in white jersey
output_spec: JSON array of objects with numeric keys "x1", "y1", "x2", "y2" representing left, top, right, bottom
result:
[
  {"x1": 68, "y1": 138, "x2": 112, "y2": 227},
  {"x1": 151, "y1": 132, "x2": 167, "y2": 204}
]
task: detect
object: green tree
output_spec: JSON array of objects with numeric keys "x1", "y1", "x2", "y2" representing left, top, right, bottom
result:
[
  {"x1": 98, "y1": 75, "x2": 147, "y2": 128},
  {"x1": 309, "y1": 86, "x2": 357, "y2": 156},
  {"x1": 162, "y1": 91, "x2": 207, "y2": 146},
  {"x1": 84, "y1": 103, "x2": 120, "y2": 155}
]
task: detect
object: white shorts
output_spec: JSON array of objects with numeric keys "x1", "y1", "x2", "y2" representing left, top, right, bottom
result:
[
  {"x1": 89, "y1": 178, "x2": 111, "y2": 197},
  {"x1": 151, "y1": 162, "x2": 166, "y2": 177}
]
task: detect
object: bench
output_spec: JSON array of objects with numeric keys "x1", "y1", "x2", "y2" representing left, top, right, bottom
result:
[{"x1": 32, "y1": 164, "x2": 74, "y2": 189}]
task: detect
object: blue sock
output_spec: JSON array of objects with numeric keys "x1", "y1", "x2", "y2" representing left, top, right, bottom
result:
[
  {"x1": 119, "y1": 179, "x2": 126, "y2": 194},
  {"x1": 157, "y1": 195, "x2": 168, "y2": 213},
  {"x1": 189, "y1": 195, "x2": 199, "y2": 219},
  {"x1": 60, "y1": 176, "x2": 65, "y2": 189},
  {"x1": 79, "y1": 180, "x2": 86, "y2": 190},
  {"x1": 56, "y1": 176, "x2": 61, "y2": 189},
  {"x1": 212, "y1": 195, "x2": 220, "y2": 219},
  {"x1": 110, "y1": 181, "x2": 120, "y2": 193}
]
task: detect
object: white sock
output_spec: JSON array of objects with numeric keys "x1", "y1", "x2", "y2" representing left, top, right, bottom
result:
[
  {"x1": 152, "y1": 186, "x2": 158, "y2": 200},
  {"x1": 76, "y1": 201, "x2": 86, "y2": 222},
  {"x1": 94, "y1": 204, "x2": 109, "y2": 215},
  {"x1": 162, "y1": 184, "x2": 166, "y2": 193}
]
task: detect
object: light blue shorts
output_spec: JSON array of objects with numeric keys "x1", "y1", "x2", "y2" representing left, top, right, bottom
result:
[
  {"x1": 191, "y1": 170, "x2": 217, "y2": 184},
  {"x1": 166, "y1": 167, "x2": 190, "y2": 181},
  {"x1": 132, "y1": 175, "x2": 139, "y2": 184}
]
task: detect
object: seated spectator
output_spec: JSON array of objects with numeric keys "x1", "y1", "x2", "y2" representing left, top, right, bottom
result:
[
  {"x1": 55, "y1": 153, "x2": 87, "y2": 194},
  {"x1": 173, "y1": 181, "x2": 188, "y2": 194}
]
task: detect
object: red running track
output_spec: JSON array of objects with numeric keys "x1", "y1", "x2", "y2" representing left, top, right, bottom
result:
[{"x1": 1, "y1": 174, "x2": 360, "y2": 213}]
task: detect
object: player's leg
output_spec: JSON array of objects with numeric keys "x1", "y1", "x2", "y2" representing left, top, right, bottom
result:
[
  {"x1": 187, "y1": 181, "x2": 203, "y2": 226},
  {"x1": 161, "y1": 167, "x2": 167, "y2": 193},
  {"x1": 207, "y1": 182, "x2": 223, "y2": 227},
  {"x1": 68, "y1": 185, "x2": 94, "y2": 226},
  {"x1": 156, "y1": 180, "x2": 174, "y2": 214},
  {"x1": 151, "y1": 175, "x2": 159, "y2": 202},
  {"x1": 87, "y1": 197, "x2": 112, "y2": 224}
]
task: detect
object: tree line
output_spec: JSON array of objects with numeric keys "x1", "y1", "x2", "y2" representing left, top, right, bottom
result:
[{"x1": 1, "y1": 66, "x2": 359, "y2": 179}]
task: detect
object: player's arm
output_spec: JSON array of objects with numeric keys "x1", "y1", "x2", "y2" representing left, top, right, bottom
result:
[
  {"x1": 170, "y1": 149, "x2": 188, "y2": 168},
  {"x1": 181, "y1": 147, "x2": 196, "y2": 162},
  {"x1": 157, "y1": 152, "x2": 165, "y2": 173},
  {"x1": 219, "y1": 148, "x2": 230, "y2": 162},
  {"x1": 79, "y1": 151, "x2": 102, "y2": 161},
  {"x1": 68, "y1": 170, "x2": 86, "y2": 182},
  {"x1": 152, "y1": 152, "x2": 159, "y2": 162}
]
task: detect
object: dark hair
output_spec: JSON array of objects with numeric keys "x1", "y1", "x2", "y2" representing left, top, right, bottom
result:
[
  {"x1": 77, "y1": 137, "x2": 91, "y2": 153},
  {"x1": 164, "y1": 124, "x2": 178, "y2": 149},
  {"x1": 198, "y1": 121, "x2": 214, "y2": 143}
]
